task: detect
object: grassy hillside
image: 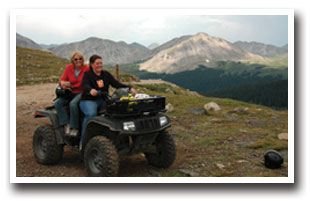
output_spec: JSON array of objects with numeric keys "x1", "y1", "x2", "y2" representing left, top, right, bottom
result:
[
  {"x1": 263, "y1": 53, "x2": 288, "y2": 68},
  {"x1": 16, "y1": 47, "x2": 68, "y2": 85},
  {"x1": 130, "y1": 83, "x2": 288, "y2": 177},
  {"x1": 16, "y1": 47, "x2": 139, "y2": 86}
]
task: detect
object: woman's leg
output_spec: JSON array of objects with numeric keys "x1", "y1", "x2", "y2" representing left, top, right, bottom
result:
[
  {"x1": 53, "y1": 97, "x2": 69, "y2": 126},
  {"x1": 79, "y1": 100, "x2": 98, "y2": 137},
  {"x1": 69, "y1": 93, "x2": 82, "y2": 130}
]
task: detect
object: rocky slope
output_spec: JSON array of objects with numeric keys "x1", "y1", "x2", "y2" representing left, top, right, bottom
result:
[
  {"x1": 50, "y1": 37, "x2": 151, "y2": 64},
  {"x1": 147, "y1": 43, "x2": 160, "y2": 50},
  {"x1": 139, "y1": 32, "x2": 264, "y2": 74},
  {"x1": 16, "y1": 33, "x2": 42, "y2": 50},
  {"x1": 233, "y1": 41, "x2": 288, "y2": 57}
]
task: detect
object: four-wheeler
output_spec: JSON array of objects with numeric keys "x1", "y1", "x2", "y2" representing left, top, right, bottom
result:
[{"x1": 32, "y1": 89, "x2": 176, "y2": 176}]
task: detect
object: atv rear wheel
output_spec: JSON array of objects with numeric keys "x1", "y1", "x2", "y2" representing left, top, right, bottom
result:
[
  {"x1": 145, "y1": 131, "x2": 176, "y2": 168},
  {"x1": 33, "y1": 125, "x2": 63, "y2": 165},
  {"x1": 84, "y1": 136, "x2": 119, "y2": 177}
]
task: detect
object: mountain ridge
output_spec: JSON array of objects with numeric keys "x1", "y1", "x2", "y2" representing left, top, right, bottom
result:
[
  {"x1": 16, "y1": 32, "x2": 288, "y2": 73},
  {"x1": 16, "y1": 33, "x2": 43, "y2": 50},
  {"x1": 233, "y1": 41, "x2": 288, "y2": 57},
  {"x1": 139, "y1": 32, "x2": 265, "y2": 74},
  {"x1": 50, "y1": 37, "x2": 151, "y2": 64}
]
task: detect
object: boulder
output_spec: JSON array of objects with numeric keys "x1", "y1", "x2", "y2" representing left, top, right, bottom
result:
[
  {"x1": 165, "y1": 88, "x2": 176, "y2": 94},
  {"x1": 165, "y1": 103, "x2": 174, "y2": 112},
  {"x1": 204, "y1": 102, "x2": 221, "y2": 112},
  {"x1": 179, "y1": 169, "x2": 200, "y2": 177},
  {"x1": 278, "y1": 133, "x2": 288, "y2": 140},
  {"x1": 216, "y1": 163, "x2": 225, "y2": 169}
]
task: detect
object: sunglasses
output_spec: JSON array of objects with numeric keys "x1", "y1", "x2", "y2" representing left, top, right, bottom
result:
[{"x1": 73, "y1": 58, "x2": 83, "y2": 61}]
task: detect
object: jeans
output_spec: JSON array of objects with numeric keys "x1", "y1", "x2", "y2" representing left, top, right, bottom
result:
[
  {"x1": 53, "y1": 93, "x2": 82, "y2": 129},
  {"x1": 79, "y1": 98, "x2": 105, "y2": 142}
]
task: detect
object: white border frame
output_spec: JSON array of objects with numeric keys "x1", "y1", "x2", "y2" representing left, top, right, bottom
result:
[{"x1": 10, "y1": 8, "x2": 294, "y2": 183}]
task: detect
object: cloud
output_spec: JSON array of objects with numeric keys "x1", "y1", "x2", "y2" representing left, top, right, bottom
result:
[{"x1": 16, "y1": 14, "x2": 288, "y2": 46}]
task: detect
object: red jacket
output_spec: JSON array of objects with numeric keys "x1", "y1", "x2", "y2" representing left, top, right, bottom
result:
[{"x1": 60, "y1": 64, "x2": 89, "y2": 93}]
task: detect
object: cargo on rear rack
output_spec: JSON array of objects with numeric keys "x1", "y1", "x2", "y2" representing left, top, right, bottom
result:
[{"x1": 106, "y1": 95, "x2": 166, "y2": 116}]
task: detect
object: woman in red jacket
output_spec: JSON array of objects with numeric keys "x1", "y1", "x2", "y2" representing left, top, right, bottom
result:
[{"x1": 54, "y1": 51, "x2": 89, "y2": 136}]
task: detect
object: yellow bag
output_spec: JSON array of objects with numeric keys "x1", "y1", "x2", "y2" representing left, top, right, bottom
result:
[{"x1": 120, "y1": 94, "x2": 138, "y2": 112}]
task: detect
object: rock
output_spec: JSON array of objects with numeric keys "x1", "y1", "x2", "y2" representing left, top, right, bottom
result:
[
  {"x1": 147, "y1": 170, "x2": 161, "y2": 177},
  {"x1": 225, "y1": 113, "x2": 241, "y2": 121},
  {"x1": 216, "y1": 163, "x2": 225, "y2": 169},
  {"x1": 248, "y1": 120, "x2": 267, "y2": 126},
  {"x1": 236, "y1": 160, "x2": 249, "y2": 163},
  {"x1": 165, "y1": 88, "x2": 176, "y2": 94},
  {"x1": 278, "y1": 133, "x2": 288, "y2": 140},
  {"x1": 232, "y1": 107, "x2": 249, "y2": 114},
  {"x1": 235, "y1": 141, "x2": 251, "y2": 147},
  {"x1": 188, "y1": 90, "x2": 199, "y2": 96},
  {"x1": 179, "y1": 169, "x2": 200, "y2": 177},
  {"x1": 165, "y1": 103, "x2": 174, "y2": 112},
  {"x1": 204, "y1": 102, "x2": 221, "y2": 112},
  {"x1": 187, "y1": 108, "x2": 206, "y2": 115}
]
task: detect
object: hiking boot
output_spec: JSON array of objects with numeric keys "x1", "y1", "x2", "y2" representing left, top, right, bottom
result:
[{"x1": 70, "y1": 129, "x2": 79, "y2": 137}]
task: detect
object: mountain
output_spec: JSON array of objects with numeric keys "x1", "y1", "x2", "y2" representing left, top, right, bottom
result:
[
  {"x1": 139, "y1": 32, "x2": 264, "y2": 74},
  {"x1": 40, "y1": 43, "x2": 60, "y2": 50},
  {"x1": 147, "y1": 43, "x2": 159, "y2": 50},
  {"x1": 233, "y1": 41, "x2": 288, "y2": 57},
  {"x1": 150, "y1": 35, "x2": 191, "y2": 56},
  {"x1": 50, "y1": 37, "x2": 151, "y2": 64},
  {"x1": 16, "y1": 33, "x2": 42, "y2": 50}
]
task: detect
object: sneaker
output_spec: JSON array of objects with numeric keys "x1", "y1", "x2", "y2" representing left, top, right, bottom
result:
[
  {"x1": 64, "y1": 124, "x2": 70, "y2": 135},
  {"x1": 70, "y1": 129, "x2": 79, "y2": 137}
]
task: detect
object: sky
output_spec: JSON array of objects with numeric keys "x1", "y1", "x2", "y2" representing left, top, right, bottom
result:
[{"x1": 16, "y1": 13, "x2": 288, "y2": 47}]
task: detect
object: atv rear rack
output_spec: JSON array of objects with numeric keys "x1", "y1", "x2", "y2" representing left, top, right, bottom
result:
[{"x1": 106, "y1": 95, "x2": 166, "y2": 117}]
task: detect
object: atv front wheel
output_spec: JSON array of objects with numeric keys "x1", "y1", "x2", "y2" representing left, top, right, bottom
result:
[
  {"x1": 145, "y1": 131, "x2": 176, "y2": 168},
  {"x1": 84, "y1": 136, "x2": 119, "y2": 177},
  {"x1": 32, "y1": 125, "x2": 63, "y2": 165}
]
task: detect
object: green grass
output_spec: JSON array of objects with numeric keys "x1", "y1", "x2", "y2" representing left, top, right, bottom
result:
[{"x1": 16, "y1": 47, "x2": 140, "y2": 86}]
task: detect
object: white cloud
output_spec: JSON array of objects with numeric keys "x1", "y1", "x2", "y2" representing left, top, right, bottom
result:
[{"x1": 16, "y1": 14, "x2": 288, "y2": 46}]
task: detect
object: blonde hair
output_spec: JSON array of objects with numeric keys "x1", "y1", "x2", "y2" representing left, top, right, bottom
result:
[{"x1": 70, "y1": 51, "x2": 84, "y2": 65}]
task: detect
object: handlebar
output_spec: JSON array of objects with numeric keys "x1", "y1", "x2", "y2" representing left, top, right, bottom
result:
[{"x1": 97, "y1": 90, "x2": 110, "y2": 99}]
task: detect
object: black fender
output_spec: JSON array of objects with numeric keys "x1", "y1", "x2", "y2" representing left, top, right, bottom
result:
[
  {"x1": 81, "y1": 113, "x2": 171, "y2": 150},
  {"x1": 34, "y1": 108, "x2": 65, "y2": 144},
  {"x1": 81, "y1": 116, "x2": 121, "y2": 150}
]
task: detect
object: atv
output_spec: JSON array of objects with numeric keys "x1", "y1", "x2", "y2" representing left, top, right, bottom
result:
[{"x1": 32, "y1": 89, "x2": 176, "y2": 176}]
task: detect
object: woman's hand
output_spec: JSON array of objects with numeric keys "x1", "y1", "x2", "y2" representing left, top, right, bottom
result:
[
  {"x1": 90, "y1": 89, "x2": 98, "y2": 96},
  {"x1": 60, "y1": 81, "x2": 70, "y2": 89},
  {"x1": 130, "y1": 88, "x2": 136, "y2": 96}
]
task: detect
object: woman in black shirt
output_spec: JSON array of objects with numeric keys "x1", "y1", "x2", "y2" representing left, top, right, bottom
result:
[{"x1": 79, "y1": 55, "x2": 136, "y2": 142}]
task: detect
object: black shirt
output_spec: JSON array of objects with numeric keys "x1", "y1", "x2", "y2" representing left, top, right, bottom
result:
[{"x1": 81, "y1": 68, "x2": 130, "y2": 100}]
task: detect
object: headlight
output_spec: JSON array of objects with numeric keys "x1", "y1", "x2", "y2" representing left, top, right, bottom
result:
[
  {"x1": 159, "y1": 116, "x2": 168, "y2": 126},
  {"x1": 123, "y1": 121, "x2": 136, "y2": 131}
]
